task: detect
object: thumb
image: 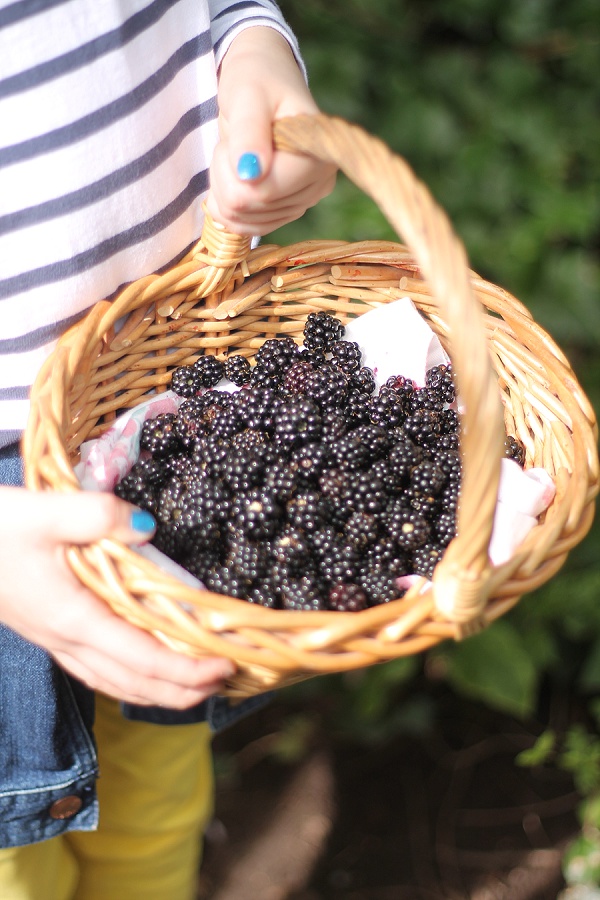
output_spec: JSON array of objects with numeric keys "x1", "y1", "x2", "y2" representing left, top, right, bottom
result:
[
  {"x1": 226, "y1": 87, "x2": 275, "y2": 184},
  {"x1": 16, "y1": 489, "x2": 156, "y2": 546}
]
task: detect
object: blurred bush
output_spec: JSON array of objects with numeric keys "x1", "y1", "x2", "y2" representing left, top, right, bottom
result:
[
  {"x1": 274, "y1": 0, "x2": 600, "y2": 349},
  {"x1": 259, "y1": 4, "x2": 600, "y2": 886},
  {"x1": 268, "y1": 0, "x2": 600, "y2": 818}
]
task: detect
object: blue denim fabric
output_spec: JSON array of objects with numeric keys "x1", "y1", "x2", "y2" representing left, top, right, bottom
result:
[{"x1": 0, "y1": 443, "x2": 270, "y2": 848}]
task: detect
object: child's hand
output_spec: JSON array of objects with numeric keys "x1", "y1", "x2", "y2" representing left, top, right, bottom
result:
[
  {"x1": 206, "y1": 26, "x2": 336, "y2": 235},
  {"x1": 0, "y1": 487, "x2": 235, "y2": 707}
]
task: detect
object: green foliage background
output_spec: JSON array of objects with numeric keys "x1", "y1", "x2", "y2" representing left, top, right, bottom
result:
[{"x1": 268, "y1": 0, "x2": 600, "y2": 783}]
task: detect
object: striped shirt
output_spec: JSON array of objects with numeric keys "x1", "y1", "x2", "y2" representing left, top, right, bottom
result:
[{"x1": 0, "y1": 0, "x2": 301, "y2": 449}]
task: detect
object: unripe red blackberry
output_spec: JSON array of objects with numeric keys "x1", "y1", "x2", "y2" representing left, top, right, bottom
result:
[{"x1": 328, "y1": 583, "x2": 368, "y2": 612}]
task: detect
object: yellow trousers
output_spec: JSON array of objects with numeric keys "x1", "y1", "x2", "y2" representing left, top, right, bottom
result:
[{"x1": 0, "y1": 693, "x2": 214, "y2": 900}]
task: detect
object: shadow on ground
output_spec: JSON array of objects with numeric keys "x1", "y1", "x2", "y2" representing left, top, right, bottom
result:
[{"x1": 198, "y1": 684, "x2": 579, "y2": 900}]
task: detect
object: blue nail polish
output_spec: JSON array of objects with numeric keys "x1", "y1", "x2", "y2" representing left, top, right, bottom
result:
[
  {"x1": 131, "y1": 509, "x2": 156, "y2": 533},
  {"x1": 237, "y1": 152, "x2": 262, "y2": 181}
]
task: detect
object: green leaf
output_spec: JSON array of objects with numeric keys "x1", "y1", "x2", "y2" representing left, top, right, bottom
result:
[
  {"x1": 516, "y1": 729, "x2": 557, "y2": 768},
  {"x1": 442, "y1": 620, "x2": 538, "y2": 718}
]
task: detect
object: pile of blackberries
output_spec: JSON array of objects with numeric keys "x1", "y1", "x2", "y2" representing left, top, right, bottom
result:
[{"x1": 115, "y1": 312, "x2": 525, "y2": 612}]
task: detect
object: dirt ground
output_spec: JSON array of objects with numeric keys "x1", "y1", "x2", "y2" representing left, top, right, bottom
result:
[{"x1": 197, "y1": 685, "x2": 580, "y2": 900}]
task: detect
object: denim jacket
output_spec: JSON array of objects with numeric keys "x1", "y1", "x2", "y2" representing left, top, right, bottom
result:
[{"x1": 0, "y1": 444, "x2": 268, "y2": 848}]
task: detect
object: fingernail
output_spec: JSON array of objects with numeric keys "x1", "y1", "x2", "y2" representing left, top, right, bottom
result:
[
  {"x1": 131, "y1": 509, "x2": 156, "y2": 533},
  {"x1": 237, "y1": 152, "x2": 262, "y2": 181}
]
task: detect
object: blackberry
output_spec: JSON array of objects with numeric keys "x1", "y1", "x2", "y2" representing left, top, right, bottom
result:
[
  {"x1": 231, "y1": 488, "x2": 283, "y2": 540},
  {"x1": 343, "y1": 468, "x2": 387, "y2": 515},
  {"x1": 403, "y1": 408, "x2": 442, "y2": 447},
  {"x1": 282, "y1": 359, "x2": 315, "y2": 396},
  {"x1": 155, "y1": 478, "x2": 224, "y2": 553},
  {"x1": 387, "y1": 434, "x2": 423, "y2": 481},
  {"x1": 164, "y1": 454, "x2": 204, "y2": 485},
  {"x1": 385, "y1": 374, "x2": 416, "y2": 404},
  {"x1": 280, "y1": 574, "x2": 326, "y2": 611},
  {"x1": 363, "y1": 538, "x2": 409, "y2": 578},
  {"x1": 305, "y1": 364, "x2": 348, "y2": 411},
  {"x1": 262, "y1": 459, "x2": 298, "y2": 503},
  {"x1": 319, "y1": 541, "x2": 360, "y2": 586},
  {"x1": 181, "y1": 547, "x2": 221, "y2": 584},
  {"x1": 384, "y1": 501, "x2": 431, "y2": 550},
  {"x1": 409, "y1": 459, "x2": 447, "y2": 498},
  {"x1": 367, "y1": 458, "x2": 404, "y2": 495},
  {"x1": 255, "y1": 336, "x2": 299, "y2": 375},
  {"x1": 247, "y1": 581, "x2": 280, "y2": 609},
  {"x1": 437, "y1": 432, "x2": 460, "y2": 453},
  {"x1": 196, "y1": 391, "x2": 234, "y2": 433},
  {"x1": 226, "y1": 531, "x2": 269, "y2": 581},
  {"x1": 299, "y1": 346, "x2": 327, "y2": 369},
  {"x1": 330, "y1": 340, "x2": 362, "y2": 374},
  {"x1": 359, "y1": 569, "x2": 403, "y2": 606},
  {"x1": 328, "y1": 583, "x2": 368, "y2": 612},
  {"x1": 270, "y1": 527, "x2": 312, "y2": 574},
  {"x1": 329, "y1": 431, "x2": 370, "y2": 470},
  {"x1": 440, "y1": 408, "x2": 460, "y2": 435},
  {"x1": 504, "y1": 435, "x2": 526, "y2": 467},
  {"x1": 171, "y1": 364, "x2": 204, "y2": 398},
  {"x1": 273, "y1": 397, "x2": 322, "y2": 448},
  {"x1": 303, "y1": 311, "x2": 345, "y2": 352},
  {"x1": 152, "y1": 522, "x2": 184, "y2": 562},
  {"x1": 407, "y1": 386, "x2": 445, "y2": 415},
  {"x1": 231, "y1": 428, "x2": 270, "y2": 453},
  {"x1": 249, "y1": 367, "x2": 281, "y2": 391},
  {"x1": 286, "y1": 490, "x2": 328, "y2": 533},
  {"x1": 426, "y1": 364, "x2": 455, "y2": 404},
  {"x1": 344, "y1": 511, "x2": 379, "y2": 551},
  {"x1": 204, "y1": 565, "x2": 250, "y2": 599},
  {"x1": 368, "y1": 386, "x2": 406, "y2": 428},
  {"x1": 175, "y1": 396, "x2": 209, "y2": 447},
  {"x1": 320, "y1": 411, "x2": 348, "y2": 443},
  {"x1": 435, "y1": 510, "x2": 457, "y2": 547},
  {"x1": 140, "y1": 413, "x2": 182, "y2": 459},
  {"x1": 191, "y1": 434, "x2": 231, "y2": 480},
  {"x1": 319, "y1": 469, "x2": 351, "y2": 518},
  {"x1": 114, "y1": 459, "x2": 165, "y2": 512},
  {"x1": 309, "y1": 525, "x2": 340, "y2": 561},
  {"x1": 209, "y1": 405, "x2": 244, "y2": 441},
  {"x1": 290, "y1": 442, "x2": 330, "y2": 485},
  {"x1": 344, "y1": 389, "x2": 372, "y2": 425},
  {"x1": 240, "y1": 387, "x2": 282, "y2": 432},
  {"x1": 412, "y1": 543, "x2": 444, "y2": 579},
  {"x1": 192, "y1": 355, "x2": 225, "y2": 388},
  {"x1": 224, "y1": 354, "x2": 252, "y2": 386},
  {"x1": 221, "y1": 445, "x2": 267, "y2": 494},
  {"x1": 351, "y1": 423, "x2": 390, "y2": 461},
  {"x1": 350, "y1": 366, "x2": 377, "y2": 396},
  {"x1": 440, "y1": 481, "x2": 460, "y2": 517},
  {"x1": 435, "y1": 449, "x2": 462, "y2": 484}
]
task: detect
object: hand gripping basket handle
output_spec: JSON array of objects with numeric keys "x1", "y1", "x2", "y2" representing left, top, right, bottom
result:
[{"x1": 247, "y1": 113, "x2": 506, "y2": 625}]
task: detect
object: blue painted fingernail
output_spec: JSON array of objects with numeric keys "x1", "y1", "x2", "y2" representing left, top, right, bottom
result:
[
  {"x1": 131, "y1": 509, "x2": 156, "y2": 533},
  {"x1": 237, "y1": 152, "x2": 262, "y2": 181}
]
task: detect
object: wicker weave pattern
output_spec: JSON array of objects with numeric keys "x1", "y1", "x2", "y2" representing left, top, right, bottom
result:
[{"x1": 24, "y1": 115, "x2": 599, "y2": 698}]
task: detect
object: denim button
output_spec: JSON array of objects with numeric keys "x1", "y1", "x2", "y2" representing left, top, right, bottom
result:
[{"x1": 48, "y1": 795, "x2": 83, "y2": 819}]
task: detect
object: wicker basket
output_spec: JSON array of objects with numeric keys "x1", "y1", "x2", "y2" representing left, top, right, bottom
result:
[{"x1": 24, "y1": 114, "x2": 599, "y2": 699}]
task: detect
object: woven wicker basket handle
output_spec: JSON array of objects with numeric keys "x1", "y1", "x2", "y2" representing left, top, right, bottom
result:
[{"x1": 261, "y1": 114, "x2": 506, "y2": 625}]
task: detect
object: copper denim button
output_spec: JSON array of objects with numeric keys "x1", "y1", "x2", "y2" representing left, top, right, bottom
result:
[{"x1": 49, "y1": 795, "x2": 83, "y2": 819}]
